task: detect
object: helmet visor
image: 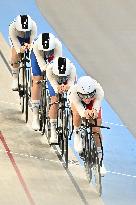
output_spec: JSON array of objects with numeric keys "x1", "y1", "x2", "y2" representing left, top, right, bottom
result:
[
  {"x1": 77, "y1": 89, "x2": 96, "y2": 99},
  {"x1": 57, "y1": 76, "x2": 68, "y2": 85}
]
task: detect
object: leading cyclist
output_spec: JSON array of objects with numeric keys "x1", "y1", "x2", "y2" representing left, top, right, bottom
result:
[
  {"x1": 68, "y1": 75, "x2": 106, "y2": 176},
  {"x1": 9, "y1": 15, "x2": 37, "y2": 91}
]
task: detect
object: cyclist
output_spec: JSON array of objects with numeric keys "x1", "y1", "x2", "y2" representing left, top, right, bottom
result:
[
  {"x1": 68, "y1": 75, "x2": 106, "y2": 176},
  {"x1": 9, "y1": 15, "x2": 37, "y2": 91},
  {"x1": 46, "y1": 57, "x2": 76, "y2": 143},
  {"x1": 30, "y1": 33, "x2": 62, "y2": 130}
]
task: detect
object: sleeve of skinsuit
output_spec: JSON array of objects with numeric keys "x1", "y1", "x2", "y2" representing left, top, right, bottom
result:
[
  {"x1": 92, "y1": 80, "x2": 104, "y2": 112},
  {"x1": 29, "y1": 20, "x2": 37, "y2": 43},
  {"x1": 9, "y1": 22, "x2": 21, "y2": 54},
  {"x1": 54, "y1": 38, "x2": 62, "y2": 57},
  {"x1": 46, "y1": 67, "x2": 59, "y2": 93},
  {"x1": 68, "y1": 85, "x2": 86, "y2": 118},
  {"x1": 67, "y1": 63, "x2": 77, "y2": 87},
  {"x1": 32, "y1": 39, "x2": 47, "y2": 71}
]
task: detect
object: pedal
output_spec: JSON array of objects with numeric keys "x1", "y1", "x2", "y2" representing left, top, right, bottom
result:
[
  {"x1": 79, "y1": 148, "x2": 85, "y2": 159},
  {"x1": 79, "y1": 152, "x2": 85, "y2": 160},
  {"x1": 19, "y1": 90, "x2": 24, "y2": 97},
  {"x1": 50, "y1": 142, "x2": 59, "y2": 146},
  {"x1": 12, "y1": 88, "x2": 18, "y2": 91}
]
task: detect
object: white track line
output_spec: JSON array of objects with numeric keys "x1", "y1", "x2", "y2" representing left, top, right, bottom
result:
[
  {"x1": 0, "y1": 148, "x2": 79, "y2": 166},
  {"x1": 104, "y1": 121, "x2": 125, "y2": 127},
  {"x1": 106, "y1": 170, "x2": 136, "y2": 178},
  {"x1": 0, "y1": 149, "x2": 135, "y2": 178}
]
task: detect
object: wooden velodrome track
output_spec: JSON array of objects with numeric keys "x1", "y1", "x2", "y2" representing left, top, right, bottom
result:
[{"x1": 0, "y1": 0, "x2": 136, "y2": 204}]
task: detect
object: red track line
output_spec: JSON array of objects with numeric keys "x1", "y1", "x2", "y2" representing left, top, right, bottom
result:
[{"x1": 0, "y1": 131, "x2": 36, "y2": 205}]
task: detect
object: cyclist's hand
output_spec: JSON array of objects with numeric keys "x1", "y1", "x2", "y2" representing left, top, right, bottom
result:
[
  {"x1": 84, "y1": 109, "x2": 98, "y2": 119},
  {"x1": 63, "y1": 84, "x2": 70, "y2": 91},
  {"x1": 20, "y1": 45, "x2": 26, "y2": 53},
  {"x1": 57, "y1": 85, "x2": 64, "y2": 93},
  {"x1": 84, "y1": 109, "x2": 90, "y2": 119},
  {"x1": 24, "y1": 43, "x2": 31, "y2": 49},
  {"x1": 58, "y1": 84, "x2": 70, "y2": 92},
  {"x1": 57, "y1": 85, "x2": 61, "y2": 93},
  {"x1": 60, "y1": 84, "x2": 69, "y2": 92},
  {"x1": 88, "y1": 109, "x2": 98, "y2": 119}
]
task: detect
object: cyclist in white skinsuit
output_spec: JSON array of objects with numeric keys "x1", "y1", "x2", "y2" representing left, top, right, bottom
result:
[
  {"x1": 68, "y1": 76, "x2": 106, "y2": 176},
  {"x1": 9, "y1": 15, "x2": 37, "y2": 91},
  {"x1": 30, "y1": 33, "x2": 62, "y2": 131},
  {"x1": 46, "y1": 57, "x2": 76, "y2": 143}
]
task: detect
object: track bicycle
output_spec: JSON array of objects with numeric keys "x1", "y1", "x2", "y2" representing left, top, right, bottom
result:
[
  {"x1": 79, "y1": 118, "x2": 110, "y2": 196},
  {"x1": 55, "y1": 92, "x2": 73, "y2": 168},
  {"x1": 17, "y1": 49, "x2": 31, "y2": 122}
]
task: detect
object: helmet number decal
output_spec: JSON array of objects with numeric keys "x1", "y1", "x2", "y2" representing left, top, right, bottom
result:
[
  {"x1": 58, "y1": 57, "x2": 66, "y2": 74},
  {"x1": 20, "y1": 15, "x2": 28, "y2": 29},
  {"x1": 42, "y1": 33, "x2": 49, "y2": 49}
]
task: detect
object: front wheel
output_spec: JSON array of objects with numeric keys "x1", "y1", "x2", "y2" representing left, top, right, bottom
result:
[
  {"x1": 25, "y1": 77, "x2": 29, "y2": 123},
  {"x1": 90, "y1": 138, "x2": 102, "y2": 196}
]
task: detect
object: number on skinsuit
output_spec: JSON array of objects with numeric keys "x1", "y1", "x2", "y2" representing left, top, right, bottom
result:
[
  {"x1": 58, "y1": 57, "x2": 66, "y2": 74},
  {"x1": 20, "y1": 15, "x2": 28, "y2": 29},
  {"x1": 42, "y1": 33, "x2": 49, "y2": 49}
]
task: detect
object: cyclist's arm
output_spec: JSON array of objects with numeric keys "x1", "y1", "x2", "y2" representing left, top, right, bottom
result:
[
  {"x1": 32, "y1": 40, "x2": 47, "y2": 71},
  {"x1": 9, "y1": 22, "x2": 21, "y2": 54},
  {"x1": 67, "y1": 63, "x2": 77, "y2": 87},
  {"x1": 54, "y1": 38, "x2": 62, "y2": 57},
  {"x1": 93, "y1": 82, "x2": 104, "y2": 112},
  {"x1": 68, "y1": 85, "x2": 86, "y2": 117},
  {"x1": 46, "y1": 68, "x2": 59, "y2": 93},
  {"x1": 29, "y1": 21, "x2": 37, "y2": 43}
]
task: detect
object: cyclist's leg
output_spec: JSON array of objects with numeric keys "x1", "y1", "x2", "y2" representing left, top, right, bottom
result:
[
  {"x1": 31, "y1": 50, "x2": 42, "y2": 130},
  {"x1": 92, "y1": 118, "x2": 103, "y2": 161},
  {"x1": 47, "y1": 80, "x2": 58, "y2": 143},
  {"x1": 90, "y1": 107, "x2": 102, "y2": 151},
  {"x1": 71, "y1": 103, "x2": 83, "y2": 153},
  {"x1": 87, "y1": 105, "x2": 102, "y2": 149},
  {"x1": 11, "y1": 47, "x2": 20, "y2": 91},
  {"x1": 71, "y1": 103, "x2": 81, "y2": 127},
  {"x1": 92, "y1": 118, "x2": 102, "y2": 147},
  {"x1": 10, "y1": 36, "x2": 28, "y2": 91},
  {"x1": 48, "y1": 95, "x2": 58, "y2": 118},
  {"x1": 92, "y1": 113, "x2": 107, "y2": 176}
]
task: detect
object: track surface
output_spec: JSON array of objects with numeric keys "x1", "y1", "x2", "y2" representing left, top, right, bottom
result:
[{"x1": 0, "y1": 1, "x2": 136, "y2": 204}]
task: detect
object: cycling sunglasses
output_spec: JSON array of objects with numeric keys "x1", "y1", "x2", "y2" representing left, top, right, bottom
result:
[
  {"x1": 77, "y1": 89, "x2": 96, "y2": 99},
  {"x1": 57, "y1": 76, "x2": 68, "y2": 85}
]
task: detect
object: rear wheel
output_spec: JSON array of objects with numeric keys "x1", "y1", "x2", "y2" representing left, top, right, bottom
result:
[{"x1": 63, "y1": 110, "x2": 69, "y2": 169}]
